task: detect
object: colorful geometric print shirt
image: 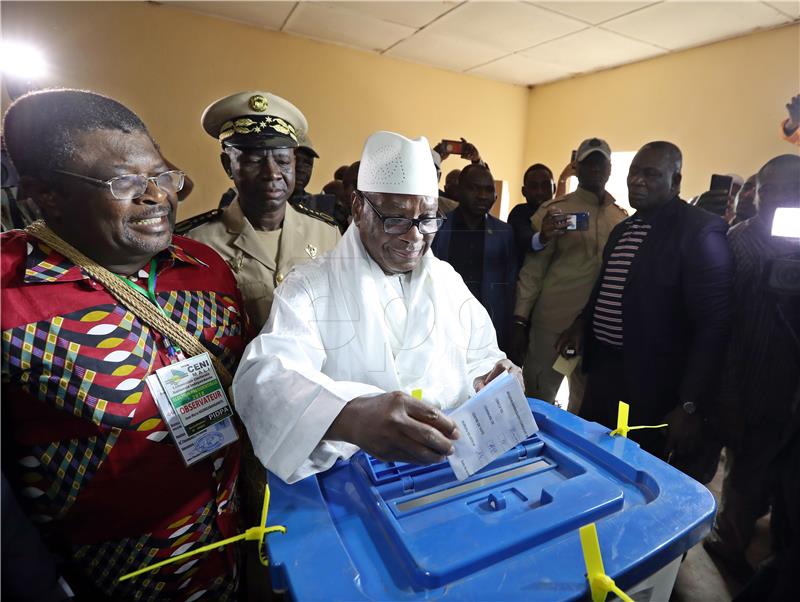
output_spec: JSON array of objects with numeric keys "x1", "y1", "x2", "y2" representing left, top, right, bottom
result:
[{"x1": 1, "y1": 231, "x2": 246, "y2": 601}]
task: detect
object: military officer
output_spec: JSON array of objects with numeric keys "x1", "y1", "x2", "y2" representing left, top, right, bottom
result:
[{"x1": 185, "y1": 91, "x2": 340, "y2": 329}]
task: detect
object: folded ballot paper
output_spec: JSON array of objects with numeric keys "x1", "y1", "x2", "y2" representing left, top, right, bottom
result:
[{"x1": 447, "y1": 372, "x2": 539, "y2": 481}]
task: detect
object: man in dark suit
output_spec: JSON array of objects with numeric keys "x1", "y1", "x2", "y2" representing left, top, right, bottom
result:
[
  {"x1": 432, "y1": 163, "x2": 518, "y2": 352},
  {"x1": 704, "y1": 154, "x2": 800, "y2": 580},
  {"x1": 557, "y1": 141, "x2": 734, "y2": 480},
  {"x1": 506, "y1": 163, "x2": 555, "y2": 261}
]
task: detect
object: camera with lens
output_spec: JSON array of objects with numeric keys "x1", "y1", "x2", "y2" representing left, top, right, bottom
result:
[
  {"x1": 767, "y1": 208, "x2": 800, "y2": 295},
  {"x1": 766, "y1": 255, "x2": 800, "y2": 295}
]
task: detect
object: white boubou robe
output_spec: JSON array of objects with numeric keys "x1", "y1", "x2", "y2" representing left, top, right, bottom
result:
[{"x1": 233, "y1": 225, "x2": 506, "y2": 483}]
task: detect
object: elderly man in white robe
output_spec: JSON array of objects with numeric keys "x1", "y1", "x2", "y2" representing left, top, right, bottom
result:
[{"x1": 233, "y1": 131, "x2": 521, "y2": 483}]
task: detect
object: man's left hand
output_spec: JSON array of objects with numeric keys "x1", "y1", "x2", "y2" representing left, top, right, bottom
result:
[
  {"x1": 474, "y1": 359, "x2": 523, "y2": 393},
  {"x1": 786, "y1": 94, "x2": 800, "y2": 131},
  {"x1": 460, "y1": 138, "x2": 482, "y2": 164},
  {"x1": 664, "y1": 405, "x2": 705, "y2": 458}
]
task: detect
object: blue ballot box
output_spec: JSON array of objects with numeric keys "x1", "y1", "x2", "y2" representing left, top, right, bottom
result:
[{"x1": 265, "y1": 399, "x2": 716, "y2": 601}]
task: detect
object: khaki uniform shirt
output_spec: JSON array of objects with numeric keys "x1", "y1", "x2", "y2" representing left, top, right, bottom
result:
[
  {"x1": 187, "y1": 196, "x2": 340, "y2": 329},
  {"x1": 514, "y1": 187, "x2": 627, "y2": 332}
]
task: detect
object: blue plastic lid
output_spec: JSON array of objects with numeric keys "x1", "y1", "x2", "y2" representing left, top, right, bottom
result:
[{"x1": 266, "y1": 400, "x2": 715, "y2": 600}]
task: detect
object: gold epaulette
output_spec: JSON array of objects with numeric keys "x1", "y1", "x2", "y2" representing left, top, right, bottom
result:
[
  {"x1": 174, "y1": 209, "x2": 222, "y2": 235},
  {"x1": 294, "y1": 202, "x2": 338, "y2": 228}
]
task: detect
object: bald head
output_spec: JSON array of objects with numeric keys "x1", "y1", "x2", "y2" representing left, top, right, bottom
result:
[
  {"x1": 758, "y1": 154, "x2": 800, "y2": 180},
  {"x1": 756, "y1": 154, "x2": 800, "y2": 225},
  {"x1": 627, "y1": 141, "x2": 683, "y2": 212},
  {"x1": 458, "y1": 163, "x2": 491, "y2": 187},
  {"x1": 640, "y1": 141, "x2": 682, "y2": 173}
]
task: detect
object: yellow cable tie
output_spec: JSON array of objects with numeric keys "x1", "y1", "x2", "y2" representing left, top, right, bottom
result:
[
  {"x1": 411, "y1": 388, "x2": 423, "y2": 400},
  {"x1": 609, "y1": 583, "x2": 635, "y2": 602},
  {"x1": 627, "y1": 423, "x2": 668, "y2": 432},
  {"x1": 119, "y1": 480, "x2": 285, "y2": 582},
  {"x1": 118, "y1": 532, "x2": 248, "y2": 582},
  {"x1": 579, "y1": 523, "x2": 634, "y2": 602},
  {"x1": 609, "y1": 401, "x2": 668, "y2": 438}
]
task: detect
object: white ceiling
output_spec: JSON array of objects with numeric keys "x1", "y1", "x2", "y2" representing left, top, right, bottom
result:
[{"x1": 164, "y1": 1, "x2": 800, "y2": 86}]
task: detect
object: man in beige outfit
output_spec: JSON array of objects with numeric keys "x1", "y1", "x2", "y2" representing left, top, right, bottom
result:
[
  {"x1": 509, "y1": 138, "x2": 626, "y2": 412},
  {"x1": 185, "y1": 91, "x2": 340, "y2": 330}
]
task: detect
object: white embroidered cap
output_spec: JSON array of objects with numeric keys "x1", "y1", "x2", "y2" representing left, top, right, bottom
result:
[
  {"x1": 724, "y1": 173, "x2": 744, "y2": 187},
  {"x1": 357, "y1": 131, "x2": 438, "y2": 197}
]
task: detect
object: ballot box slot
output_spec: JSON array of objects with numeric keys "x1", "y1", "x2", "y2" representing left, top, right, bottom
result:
[
  {"x1": 361, "y1": 434, "x2": 545, "y2": 488},
  {"x1": 394, "y1": 458, "x2": 550, "y2": 513}
]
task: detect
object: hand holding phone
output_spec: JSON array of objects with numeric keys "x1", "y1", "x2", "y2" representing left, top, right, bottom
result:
[
  {"x1": 709, "y1": 174, "x2": 734, "y2": 196},
  {"x1": 540, "y1": 207, "x2": 569, "y2": 244},
  {"x1": 564, "y1": 212, "x2": 590, "y2": 231},
  {"x1": 441, "y1": 139, "x2": 465, "y2": 158}
]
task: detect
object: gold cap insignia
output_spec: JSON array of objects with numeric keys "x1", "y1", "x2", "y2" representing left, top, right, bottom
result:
[
  {"x1": 305, "y1": 243, "x2": 318, "y2": 259},
  {"x1": 249, "y1": 94, "x2": 268, "y2": 113}
]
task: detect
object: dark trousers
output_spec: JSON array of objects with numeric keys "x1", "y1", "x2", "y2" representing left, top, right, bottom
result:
[
  {"x1": 710, "y1": 430, "x2": 780, "y2": 558},
  {"x1": 579, "y1": 345, "x2": 669, "y2": 459},
  {"x1": 579, "y1": 341, "x2": 720, "y2": 482},
  {"x1": 734, "y1": 426, "x2": 800, "y2": 602}
]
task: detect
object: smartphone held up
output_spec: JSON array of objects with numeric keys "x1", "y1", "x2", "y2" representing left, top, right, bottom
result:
[
  {"x1": 441, "y1": 139, "x2": 466, "y2": 158},
  {"x1": 709, "y1": 174, "x2": 734, "y2": 196},
  {"x1": 564, "y1": 212, "x2": 590, "y2": 231}
]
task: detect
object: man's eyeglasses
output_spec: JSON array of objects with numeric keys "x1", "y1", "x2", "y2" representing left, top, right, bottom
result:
[
  {"x1": 358, "y1": 191, "x2": 445, "y2": 235},
  {"x1": 52, "y1": 169, "x2": 185, "y2": 201}
]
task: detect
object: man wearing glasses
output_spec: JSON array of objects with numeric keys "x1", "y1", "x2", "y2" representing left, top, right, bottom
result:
[
  {"x1": 1, "y1": 89, "x2": 246, "y2": 600},
  {"x1": 233, "y1": 131, "x2": 521, "y2": 484},
  {"x1": 183, "y1": 91, "x2": 340, "y2": 330}
]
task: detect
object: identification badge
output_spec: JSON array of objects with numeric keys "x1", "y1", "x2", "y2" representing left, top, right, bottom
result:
[{"x1": 146, "y1": 352, "x2": 238, "y2": 466}]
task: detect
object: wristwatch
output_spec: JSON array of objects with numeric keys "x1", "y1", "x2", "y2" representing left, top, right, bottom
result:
[{"x1": 682, "y1": 401, "x2": 697, "y2": 415}]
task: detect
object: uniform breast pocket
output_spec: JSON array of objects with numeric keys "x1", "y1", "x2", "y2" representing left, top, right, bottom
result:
[{"x1": 237, "y1": 281, "x2": 273, "y2": 331}]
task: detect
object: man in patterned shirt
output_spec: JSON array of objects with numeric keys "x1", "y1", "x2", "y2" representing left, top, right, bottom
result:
[
  {"x1": 1, "y1": 90, "x2": 246, "y2": 600},
  {"x1": 557, "y1": 141, "x2": 733, "y2": 480}
]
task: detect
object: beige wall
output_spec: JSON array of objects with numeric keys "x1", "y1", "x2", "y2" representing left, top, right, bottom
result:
[
  {"x1": 1, "y1": 1, "x2": 529, "y2": 219},
  {"x1": 524, "y1": 23, "x2": 800, "y2": 203},
  {"x1": 2, "y1": 2, "x2": 797, "y2": 218}
]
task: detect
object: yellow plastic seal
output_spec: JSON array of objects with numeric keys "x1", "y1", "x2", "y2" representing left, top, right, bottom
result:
[
  {"x1": 609, "y1": 401, "x2": 668, "y2": 438},
  {"x1": 579, "y1": 523, "x2": 634, "y2": 602},
  {"x1": 119, "y1": 480, "x2": 285, "y2": 582}
]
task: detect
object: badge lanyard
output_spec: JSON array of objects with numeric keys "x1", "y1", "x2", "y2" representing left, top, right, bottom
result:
[{"x1": 116, "y1": 258, "x2": 183, "y2": 360}]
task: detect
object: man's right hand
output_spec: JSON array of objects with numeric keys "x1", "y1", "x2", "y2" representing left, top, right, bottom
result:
[
  {"x1": 432, "y1": 141, "x2": 451, "y2": 161},
  {"x1": 555, "y1": 318, "x2": 585, "y2": 357},
  {"x1": 694, "y1": 189, "x2": 730, "y2": 218},
  {"x1": 327, "y1": 392, "x2": 460, "y2": 465},
  {"x1": 539, "y1": 206, "x2": 570, "y2": 245}
]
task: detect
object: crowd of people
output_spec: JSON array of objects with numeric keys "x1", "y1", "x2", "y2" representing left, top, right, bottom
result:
[{"x1": 0, "y1": 87, "x2": 798, "y2": 602}]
